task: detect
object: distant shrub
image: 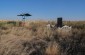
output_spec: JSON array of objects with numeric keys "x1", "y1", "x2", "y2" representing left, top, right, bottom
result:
[
  {"x1": 7, "y1": 21, "x2": 16, "y2": 26},
  {"x1": 64, "y1": 21, "x2": 85, "y2": 29}
]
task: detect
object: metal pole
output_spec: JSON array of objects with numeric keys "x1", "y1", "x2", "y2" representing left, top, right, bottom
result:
[{"x1": 22, "y1": 16, "x2": 25, "y2": 26}]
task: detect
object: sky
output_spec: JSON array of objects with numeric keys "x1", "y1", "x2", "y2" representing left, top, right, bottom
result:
[{"x1": 0, "y1": 0, "x2": 85, "y2": 21}]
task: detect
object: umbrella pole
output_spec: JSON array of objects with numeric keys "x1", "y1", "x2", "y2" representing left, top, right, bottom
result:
[{"x1": 22, "y1": 16, "x2": 25, "y2": 27}]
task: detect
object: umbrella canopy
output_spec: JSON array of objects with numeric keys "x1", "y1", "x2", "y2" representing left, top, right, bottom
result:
[
  {"x1": 24, "y1": 13, "x2": 31, "y2": 16},
  {"x1": 17, "y1": 13, "x2": 31, "y2": 16}
]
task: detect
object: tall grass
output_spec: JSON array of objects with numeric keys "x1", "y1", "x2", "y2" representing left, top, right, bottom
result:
[{"x1": 0, "y1": 20, "x2": 85, "y2": 55}]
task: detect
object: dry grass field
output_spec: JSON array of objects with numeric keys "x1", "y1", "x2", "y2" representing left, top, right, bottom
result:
[{"x1": 0, "y1": 20, "x2": 85, "y2": 55}]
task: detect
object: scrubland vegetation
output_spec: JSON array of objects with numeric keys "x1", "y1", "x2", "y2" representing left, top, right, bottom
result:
[{"x1": 0, "y1": 20, "x2": 85, "y2": 55}]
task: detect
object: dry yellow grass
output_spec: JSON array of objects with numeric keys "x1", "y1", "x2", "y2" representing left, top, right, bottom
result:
[
  {"x1": 0, "y1": 20, "x2": 85, "y2": 55},
  {"x1": 45, "y1": 42, "x2": 60, "y2": 55}
]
